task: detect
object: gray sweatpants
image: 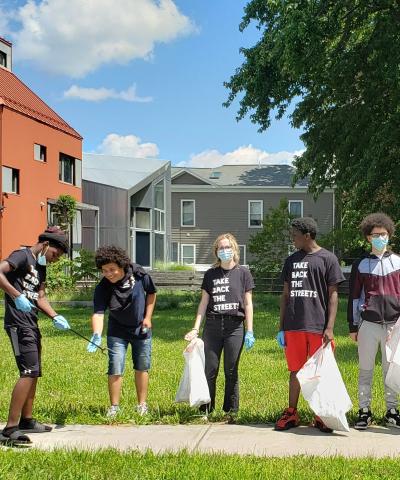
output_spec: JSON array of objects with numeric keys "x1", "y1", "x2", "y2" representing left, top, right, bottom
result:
[{"x1": 358, "y1": 321, "x2": 398, "y2": 410}]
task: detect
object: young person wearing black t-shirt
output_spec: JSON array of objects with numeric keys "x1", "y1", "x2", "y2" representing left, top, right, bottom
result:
[
  {"x1": 87, "y1": 246, "x2": 156, "y2": 418},
  {"x1": 0, "y1": 227, "x2": 71, "y2": 445},
  {"x1": 185, "y1": 233, "x2": 255, "y2": 417},
  {"x1": 275, "y1": 218, "x2": 345, "y2": 433}
]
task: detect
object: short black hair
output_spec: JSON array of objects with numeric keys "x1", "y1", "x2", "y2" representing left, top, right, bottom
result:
[
  {"x1": 95, "y1": 245, "x2": 130, "y2": 271},
  {"x1": 291, "y1": 217, "x2": 318, "y2": 239},
  {"x1": 360, "y1": 213, "x2": 395, "y2": 238}
]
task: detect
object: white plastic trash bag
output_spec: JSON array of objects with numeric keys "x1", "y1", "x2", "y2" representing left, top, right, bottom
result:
[
  {"x1": 385, "y1": 317, "x2": 400, "y2": 393},
  {"x1": 297, "y1": 343, "x2": 352, "y2": 432},
  {"x1": 175, "y1": 338, "x2": 211, "y2": 408}
]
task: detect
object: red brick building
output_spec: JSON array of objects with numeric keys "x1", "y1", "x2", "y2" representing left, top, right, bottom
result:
[{"x1": 0, "y1": 37, "x2": 83, "y2": 258}]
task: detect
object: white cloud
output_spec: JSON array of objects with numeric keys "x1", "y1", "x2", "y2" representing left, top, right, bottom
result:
[
  {"x1": 96, "y1": 133, "x2": 159, "y2": 158},
  {"x1": 11, "y1": 0, "x2": 195, "y2": 77},
  {"x1": 178, "y1": 145, "x2": 304, "y2": 168},
  {"x1": 63, "y1": 84, "x2": 152, "y2": 102}
]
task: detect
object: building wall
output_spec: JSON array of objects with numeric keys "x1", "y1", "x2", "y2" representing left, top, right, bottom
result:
[
  {"x1": 171, "y1": 190, "x2": 334, "y2": 264},
  {"x1": 0, "y1": 107, "x2": 82, "y2": 258},
  {"x1": 82, "y1": 180, "x2": 128, "y2": 250}
]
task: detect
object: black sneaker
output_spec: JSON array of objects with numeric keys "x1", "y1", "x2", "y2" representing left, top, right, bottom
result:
[
  {"x1": 385, "y1": 408, "x2": 400, "y2": 428},
  {"x1": 354, "y1": 407, "x2": 372, "y2": 430}
]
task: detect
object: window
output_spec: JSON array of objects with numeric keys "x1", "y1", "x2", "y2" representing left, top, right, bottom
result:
[
  {"x1": 289, "y1": 200, "x2": 303, "y2": 218},
  {"x1": 34, "y1": 143, "x2": 47, "y2": 162},
  {"x1": 209, "y1": 171, "x2": 221, "y2": 179},
  {"x1": 59, "y1": 153, "x2": 82, "y2": 187},
  {"x1": 248, "y1": 200, "x2": 263, "y2": 227},
  {"x1": 0, "y1": 51, "x2": 6, "y2": 68},
  {"x1": 181, "y1": 244, "x2": 195, "y2": 265},
  {"x1": 171, "y1": 242, "x2": 179, "y2": 263},
  {"x1": 239, "y1": 245, "x2": 246, "y2": 265},
  {"x1": 154, "y1": 180, "x2": 165, "y2": 232},
  {"x1": 155, "y1": 233, "x2": 164, "y2": 262},
  {"x1": 2, "y1": 166, "x2": 19, "y2": 194},
  {"x1": 135, "y1": 208, "x2": 151, "y2": 230},
  {"x1": 181, "y1": 199, "x2": 195, "y2": 227}
]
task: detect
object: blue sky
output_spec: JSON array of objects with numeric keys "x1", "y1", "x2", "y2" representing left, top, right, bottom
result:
[{"x1": 2, "y1": 0, "x2": 303, "y2": 167}]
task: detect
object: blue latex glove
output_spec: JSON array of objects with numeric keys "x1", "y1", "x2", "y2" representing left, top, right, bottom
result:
[
  {"x1": 87, "y1": 333, "x2": 102, "y2": 353},
  {"x1": 276, "y1": 330, "x2": 285, "y2": 348},
  {"x1": 14, "y1": 294, "x2": 34, "y2": 313},
  {"x1": 53, "y1": 315, "x2": 70, "y2": 330},
  {"x1": 244, "y1": 331, "x2": 255, "y2": 351}
]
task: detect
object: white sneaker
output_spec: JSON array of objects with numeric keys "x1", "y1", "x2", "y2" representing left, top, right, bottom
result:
[
  {"x1": 136, "y1": 402, "x2": 148, "y2": 416},
  {"x1": 106, "y1": 405, "x2": 120, "y2": 418}
]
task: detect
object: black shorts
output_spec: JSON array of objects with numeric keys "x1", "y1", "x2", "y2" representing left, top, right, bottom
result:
[{"x1": 6, "y1": 326, "x2": 42, "y2": 378}]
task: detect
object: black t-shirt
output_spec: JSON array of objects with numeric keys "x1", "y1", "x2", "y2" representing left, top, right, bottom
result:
[
  {"x1": 93, "y1": 264, "x2": 157, "y2": 340},
  {"x1": 3, "y1": 249, "x2": 46, "y2": 329},
  {"x1": 201, "y1": 265, "x2": 255, "y2": 317},
  {"x1": 281, "y1": 248, "x2": 345, "y2": 333}
]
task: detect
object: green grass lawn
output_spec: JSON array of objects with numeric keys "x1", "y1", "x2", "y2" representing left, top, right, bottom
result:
[
  {"x1": 0, "y1": 292, "x2": 389, "y2": 426},
  {"x1": 1, "y1": 450, "x2": 400, "y2": 480}
]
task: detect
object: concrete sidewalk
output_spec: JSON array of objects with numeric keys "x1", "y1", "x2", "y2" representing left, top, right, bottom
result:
[{"x1": 2, "y1": 423, "x2": 400, "y2": 457}]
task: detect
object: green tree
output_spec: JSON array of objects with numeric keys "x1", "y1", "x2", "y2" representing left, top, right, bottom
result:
[
  {"x1": 248, "y1": 198, "x2": 292, "y2": 273},
  {"x1": 225, "y1": 1, "x2": 400, "y2": 217},
  {"x1": 52, "y1": 195, "x2": 77, "y2": 233}
]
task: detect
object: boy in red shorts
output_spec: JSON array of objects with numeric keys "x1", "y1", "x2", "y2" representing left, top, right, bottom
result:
[{"x1": 275, "y1": 217, "x2": 345, "y2": 432}]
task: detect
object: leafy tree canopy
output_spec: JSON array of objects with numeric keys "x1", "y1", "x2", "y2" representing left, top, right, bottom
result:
[{"x1": 225, "y1": 1, "x2": 400, "y2": 215}]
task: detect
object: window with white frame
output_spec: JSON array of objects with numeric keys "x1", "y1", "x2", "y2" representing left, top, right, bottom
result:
[
  {"x1": 34, "y1": 143, "x2": 47, "y2": 162},
  {"x1": 181, "y1": 244, "x2": 195, "y2": 264},
  {"x1": 239, "y1": 245, "x2": 246, "y2": 265},
  {"x1": 2, "y1": 166, "x2": 19, "y2": 194},
  {"x1": 248, "y1": 200, "x2": 263, "y2": 227},
  {"x1": 181, "y1": 199, "x2": 195, "y2": 227},
  {"x1": 0, "y1": 51, "x2": 6, "y2": 68},
  {"x1": 135, "y1": 208, "x2": 151, "y2": 230},
  {"x1": 289, "y1": 200, "x2": 303, "y2": 218},
  {"x1": 154, "y1": 180, "x2": 165, "y2": 232}
]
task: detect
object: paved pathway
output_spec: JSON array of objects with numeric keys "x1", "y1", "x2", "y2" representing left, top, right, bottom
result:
[{"x1": 2, "y1": 423, "x2": 400, "y2": 457}]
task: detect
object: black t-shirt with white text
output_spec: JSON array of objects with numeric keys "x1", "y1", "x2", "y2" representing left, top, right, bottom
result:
[
  {"x1": 281, "y1": 248, "x2": 345, "y2": 333},
  {"x1": 4, "y1": 249, "x2": 46, "y2": 329},
  {"x1": 201, "y1": 265, "x2": 255, "y2": 317},
  {"x1": 93, "y1": 264, "x2": 157, "y2": 340}
]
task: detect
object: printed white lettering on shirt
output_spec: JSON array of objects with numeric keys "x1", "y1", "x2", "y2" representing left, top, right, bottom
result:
[{"x1": 289, "y1": 261, "x2": 317, "y2": 299}]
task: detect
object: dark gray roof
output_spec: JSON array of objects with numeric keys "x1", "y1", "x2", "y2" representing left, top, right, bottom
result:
[{"x1": 172, "y1": 164, "x2": 308, "y2": 187}]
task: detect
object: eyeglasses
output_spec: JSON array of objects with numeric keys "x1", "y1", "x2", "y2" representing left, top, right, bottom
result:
[{"x1": 370, "y1": 233, "x2": 388, "y2": 238}]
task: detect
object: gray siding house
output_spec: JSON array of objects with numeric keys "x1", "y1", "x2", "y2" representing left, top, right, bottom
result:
[
  {"x1": 171, "y1": 164, "x2": 335, "y2": 266},
  {"x1": 82, "y1": 153, "x2": 171, "y2": 268}
]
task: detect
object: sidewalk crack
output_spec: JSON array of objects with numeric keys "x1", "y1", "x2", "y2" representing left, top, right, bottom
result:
[{"x1": 190, "y1": 425, "x2": 211, "y2": 453}]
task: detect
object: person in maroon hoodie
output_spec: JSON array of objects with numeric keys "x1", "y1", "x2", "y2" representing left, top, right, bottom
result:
[{"x1": 348, "y1": 213, "x2": 400, "y2": 430}]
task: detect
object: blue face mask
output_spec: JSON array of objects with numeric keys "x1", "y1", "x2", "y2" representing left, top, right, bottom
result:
[
  {"x1": 371, "y1": 236, "x2": 388, "y2": 252},
  {"x1": 218, "y1": 248, "x2": 233, "y2": 262},
  {"x1": 37, "y1": 247, "x2": 48, "y2": 266}
]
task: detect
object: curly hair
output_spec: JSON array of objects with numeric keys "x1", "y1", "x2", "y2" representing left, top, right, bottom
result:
[
  {"x1": 212, "y1": 233, "x2": 240, "y2": 266},
  {"x1": 291, "y1": 217, "x2": 318, "y2": 239},
  {"x1": 360, "y1": 213, "x2": 395, "y2": 238},
  {"x1": 95, "y1": 245, "x2": 131, "y2": 271}
]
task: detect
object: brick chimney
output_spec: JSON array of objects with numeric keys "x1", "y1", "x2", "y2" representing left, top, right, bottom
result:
[{"x1": 0, "y1": 37, "x2": 12, "y2": 71}]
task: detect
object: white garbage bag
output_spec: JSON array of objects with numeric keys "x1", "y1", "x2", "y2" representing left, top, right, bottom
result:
[
  {"x1": 175, "y1": 338, "x2": 211, "y2": 408},
  {"x1": 296, "y1": 343, "x2": 352, "y2": 432},
  {"x1": 385, "y1": 317, "x2": 400, "y2": 393}
]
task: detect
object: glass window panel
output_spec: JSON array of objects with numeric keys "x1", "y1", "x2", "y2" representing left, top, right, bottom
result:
[
  {"x1": 154, "y1": 180, "x2": 164, "y2": 209},
  {"x1": 171, "y1": 242, "x2": 178, "y2": 262},
  {"x1": 136, "y1": 208, "x2": 150, "y2": 229},
  {"x1": 182, "y1": 201, "x2": 194, "y2": 226},
  {"x1": 182, "y1": 245, "x2": 195, "y2": 264},
  {"x1": 289, "y1": 201, "x2": 302, "y2": 217},
  {"x1": 155, "y1": 233, "x2": 164, "y2": 262}
]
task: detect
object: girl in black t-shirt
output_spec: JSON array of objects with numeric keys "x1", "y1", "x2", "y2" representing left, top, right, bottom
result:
[{"x1": 185, "y1": 233, "x2": 255, "y2": 416}]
